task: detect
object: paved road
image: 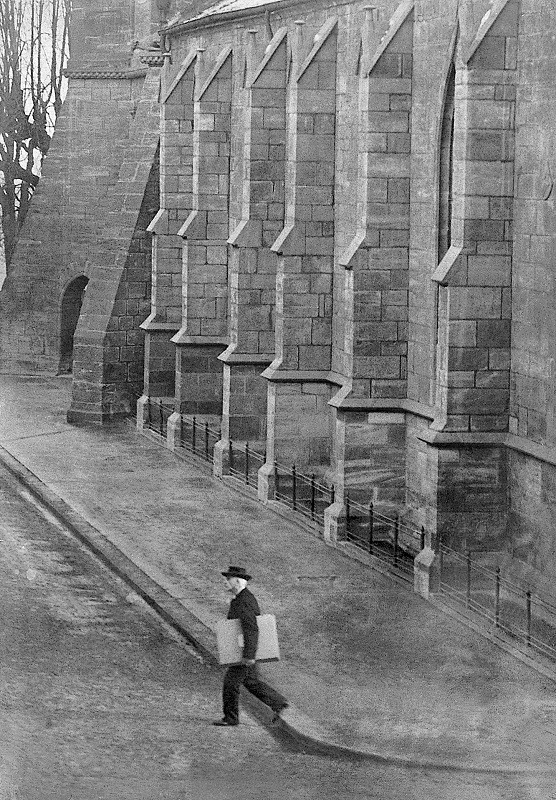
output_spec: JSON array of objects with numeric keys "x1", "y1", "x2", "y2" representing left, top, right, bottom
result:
[{"x1": 0, "y1": 462, "x2": 553, "y2": 800}]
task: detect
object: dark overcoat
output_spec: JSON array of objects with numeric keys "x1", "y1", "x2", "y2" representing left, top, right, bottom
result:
[{"x1": 227, "y1": 587, "x2": 260, "y2": 660}]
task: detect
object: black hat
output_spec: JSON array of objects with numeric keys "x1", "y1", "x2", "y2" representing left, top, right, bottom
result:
[{"x1": 221, "y1": 565, "x2": 251, "y2": 581}]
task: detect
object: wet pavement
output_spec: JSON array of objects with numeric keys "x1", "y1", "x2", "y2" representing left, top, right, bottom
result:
[{"x1": 1, "y1": 374, "x2": 556, "y2": 784}]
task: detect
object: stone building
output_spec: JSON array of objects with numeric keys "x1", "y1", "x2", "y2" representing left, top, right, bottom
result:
[{"x1": 1, "y1": 0, "x2": 556, "y2": 589}]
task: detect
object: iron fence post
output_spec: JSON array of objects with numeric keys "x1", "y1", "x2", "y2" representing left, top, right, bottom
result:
[
  {"x1": 346, "y1": 493, "x2": 351, "y2": 538},
  {"x1": 439, "y1": 536, "x2": 444, "y2": 587},
  {"x1": 495, "y1": 567, "x2": 501, "y2": 628},
  {"x1": 330, "y1": 485, "x2": 335, "y2": 505},
  {"x1": 466, "y1": 551, "x2": 472, "y2": 609},
  {"x1": 292, "y1": 464, "x2": 297, "y2": 511},
  {"x1": 275, "y1": 461, "x2": 279, "y2": 499},
  {"x1": 179, "y1": 413, "x2": 183, "y2": 445},
  {"x1": 394, "y1": 515, "x2": 399, "y2": 566},
  {"x1": 245, "y1": 443, "x2": 250, "y2": 485},
  {"x1": 204, "y1": 422, "x2": 209, "y2": 459},
  {"x1": 420, "y1": 526, "x2": 425, "y2": 551},
  {"x1": 192, "y1": 416, "x2": 197, "y2": 452},
  {"x1": 310, "y1": 474, "x2": 316, "y2": 520},
  {"x1": 526, "y1": 591, "x2": 532, "y2": 647},
  {"x1": 147, "y1": 397, "x2": 151, "y2": 428},
  {"x1": 368, "y1": 503, "x2": 374, "y2": 553},
  {"x1": 229, "y1": 439, "x2": 234, "y2": 471},
  {"x1": 159, "y1": 401, "x2": 164, "y2": 437}
]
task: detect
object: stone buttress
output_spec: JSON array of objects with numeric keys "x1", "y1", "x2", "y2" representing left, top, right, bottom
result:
[
  {"x1": 0, "y1": 0, "x2": 165, "y2": 423},
  {"x1": 171, "y1": 48, "x2": 233, "y2": 427},
  {"x1": 406, "y1": 0, "x2": 518, "y2": 548},
  {"x1": 137, "y1": 53, "x2": 197, "y2": 427},
  {"x1": 328, "y1": 1, "x2": 415, "y2": 539},
  {"x1": 258, "y1": 19, "x2": 339, "y2": 500},
  {"x1": 68, "y1": 69, "x2": 161, "y2": 422},
  {"x1": 213, "y1": 29, "x2": 288, "y2": 477}
]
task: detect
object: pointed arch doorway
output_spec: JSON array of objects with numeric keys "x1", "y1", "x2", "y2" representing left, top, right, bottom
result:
[{"x1": 59, "y1": 275, "x2": 89, "y2": 374}]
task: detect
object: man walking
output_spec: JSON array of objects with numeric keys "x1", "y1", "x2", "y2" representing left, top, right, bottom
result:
[{"x1": 213, "y1": 566, "x2": 288, "y2": 727}]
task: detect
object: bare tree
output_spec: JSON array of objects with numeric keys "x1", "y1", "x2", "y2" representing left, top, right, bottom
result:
[{"x1": 0, "y1": 0, "x2": 70, "y2": 267}]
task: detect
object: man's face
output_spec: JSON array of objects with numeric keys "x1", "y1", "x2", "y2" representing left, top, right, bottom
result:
[{"x1": 226, "y1": 577, "x2": 241, "y2": 595}]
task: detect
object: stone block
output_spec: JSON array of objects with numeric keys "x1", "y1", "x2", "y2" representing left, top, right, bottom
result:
[
  {"x1": 367, "y1": 111, "x2": 409, "y2": 133},
  {"x1": 466, "y1": 130, "x2": 511, "y2": 162},
  {"x1": 474, "y1": 370, "x2": 509, "y2": 388},
  {"x1": 470, "y1": 414, "x2": 508, "y2": 432},
  {"x1": 368, "y1": 92, "x2": 390, "y2": 111},
  {"x1": 449, "y1": 320, "x2": 476, "y2": 347},
  {"x1": 467, "y1": 255, "x2": 511, "y2": 287},
  {"x1": 477, "y1": 319, "x2": 511, "y2": 347},
  {"x1": 490, "y1": 197, "x2": 513, "y2": 220},
  {"x1": 367, "y1": 202, "x2": 409, "y2": 230},
  {"x1": 465, "y1": 161, "x2": 514, "y2": 196},
  {"x1": 371, "y1": 53, "x2": 402, "y2": 79},
  {"x1": 448, "y1": 347, "x2": 488, "y2": 371},
  {"x1": 367, "y1": 153, "x2": 411, "y2": 178},
  {"x1": 489, "y1": 348, "x2": 511, "y2": 370},
  {"x1": 297, "y1": 89, "x2": 336, "y2": 114},
  {"x1": 383, "y1": 306, "x2": 408, "y2": 321},
  {"x1": 253, "y1": 68, "x2": 286, "y2": 89},
  {"x1": 297, "y1": 134, "x2": 335, "y2": 162},
  {"x1": 380, "y1": 229, "x2": 410, "y2": 247},
  {"x1": 448, "y1": 287, "x2": 502, "y2": 319},
  {"x1": 387, "y1": 133, "x2": 411, "y2": 153},
  {"x1": 448, "y1": 388, "x2": 509, "y2": 415},
  {"x1": 367, "y1": 133, "x2": 388, "y2": 152},
  {"x1": 469, "y1": 36, "x2": 506, "y2": 70},
  {"x1": 465, "y1": 219, "x2": 505, "y2": 242},
  {"x1": 447, "y1": 371, "x2": 475, "y2": 388},
  {"x1": 369, "y1": 78, "x2": 412, "y2": 94},
  {"x1": 355, "y1": 355, "x2": 400, "y2": 379}
]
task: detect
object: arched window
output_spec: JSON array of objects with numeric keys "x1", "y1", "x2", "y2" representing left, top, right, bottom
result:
[
  {"x1": 438, "y1": 62, "x2": 456, "y2": 262},
  {"x1": 59, "y1": 275, "x2": 89, "y2": 374}
]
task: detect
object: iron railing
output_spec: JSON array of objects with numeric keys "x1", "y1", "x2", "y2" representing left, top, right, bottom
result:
[
  {"x1": 228, "y1": 439, "x2": 266, "y2": 486},
  {"x1": 344, "y1": 493, "x2": 426, "y2": 582},
  {"x1": 438, "y1": 542, "x2": 556, "y2": 662},
  {"x1": 142, "y1": 397, "x2": 220, "y2": 465},
  {"x1": 273, "y1": 462, "x2": 335, "y2": 526},
  {"x1": 175, "y1": 413, "x2": 220, "y2": 465},
  {"x1": 143, "y1": 396, "x2": 173, "y2": 439},
  {"x1": 138, "y1": 395, "x2": 556, "y2": 665}
]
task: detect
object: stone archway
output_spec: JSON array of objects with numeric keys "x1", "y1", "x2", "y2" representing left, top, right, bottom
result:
[{"x1": 59, "y1": 275, "x2": 89, "y2": 374}]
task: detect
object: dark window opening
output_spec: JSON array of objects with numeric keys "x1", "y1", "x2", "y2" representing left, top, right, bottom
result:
[
  {"x1": 59, "y1": 275, "x2": 89, "y2": 374},
  {"x1": 438, "y1": 62, "x2": 456, "y2": 263}
]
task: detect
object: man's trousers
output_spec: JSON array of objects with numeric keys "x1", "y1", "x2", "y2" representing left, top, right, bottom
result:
[{"x1": 222, "y1": 663, "x2": 287, "y2": 724}]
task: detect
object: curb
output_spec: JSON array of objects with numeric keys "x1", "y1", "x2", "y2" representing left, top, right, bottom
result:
[{"x1": 1, "y1": 442, "x2": 555, "y2": 775}]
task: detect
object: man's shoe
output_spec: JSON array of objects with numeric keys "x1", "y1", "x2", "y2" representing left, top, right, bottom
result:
[{"x1": 212, "y1": 718, "x2": 239, "y2": 727}]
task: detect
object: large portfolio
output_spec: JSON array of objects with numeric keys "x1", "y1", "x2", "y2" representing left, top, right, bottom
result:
[{"x1": 215, "y1": 614, "x2": 280, "y2": 665}]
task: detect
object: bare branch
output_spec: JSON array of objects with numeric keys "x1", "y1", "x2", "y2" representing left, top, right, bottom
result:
[{"x1": 0, "y1": 0, "x2": 70, "y2": 267}]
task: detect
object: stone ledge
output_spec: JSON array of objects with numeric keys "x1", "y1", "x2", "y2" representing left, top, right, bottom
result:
[
  {"x1": 65, "y1": 68, "x2": 148, "y2": 80},
  {"x1": 171, "y1": 331, "x2": 228, "y2": 346},
  {"x1": 139, "y1": 314, "x2": 180, "y2": 332},
  {"x1": 418, "y1": 429, "x2": 506, "y2": 447},
  {"x1": 218, "y1": 346, "x2": 273, "y2": 365},
  {"x1": 329, "y1": 395, "x2": 434, "y2": 419},
  {"x1": 417, "y1": 429, "x2": 556, "y2": 468},
  {"x1": 261, "y1": 366, "x2": 345, "y2": 385}
]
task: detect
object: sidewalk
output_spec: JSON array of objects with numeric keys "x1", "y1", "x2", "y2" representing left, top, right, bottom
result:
[{"x1": 1, "y1": 373, "x2": 556, "y2": 774}]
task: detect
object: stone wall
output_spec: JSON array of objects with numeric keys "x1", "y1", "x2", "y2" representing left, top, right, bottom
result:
[
  {"x1": 507, "y1": 0, "x2": 556, "y2": 578},
  {"x1": 8, "y1": 0, "x2": 556, "y2": 585},
  {"x1": 0, "y1": 74, "x2": 149, "y2": 375}
]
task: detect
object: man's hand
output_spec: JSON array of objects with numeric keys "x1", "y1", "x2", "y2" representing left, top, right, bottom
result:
[{"x1": 240, "y1": 657, "x2": 256, "y2": 666}]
